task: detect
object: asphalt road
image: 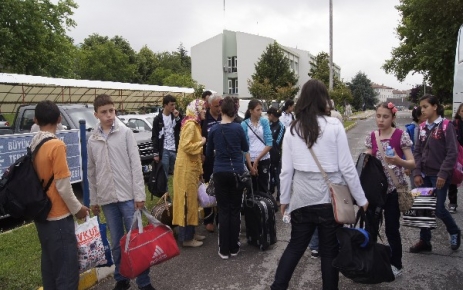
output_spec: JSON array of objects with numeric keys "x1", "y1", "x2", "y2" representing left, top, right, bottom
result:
[{"x1": 92, "y1": 111, "x2": 463, "y2": 290}]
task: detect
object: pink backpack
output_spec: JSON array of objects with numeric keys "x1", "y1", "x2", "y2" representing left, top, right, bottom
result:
[{"x1": 419, "y1": 119, "x2": 463, "y2": 185}]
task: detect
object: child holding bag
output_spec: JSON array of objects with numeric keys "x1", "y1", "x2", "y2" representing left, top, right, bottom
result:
[{"x1": 364, "y1": 102, "x2": 415, "y2": 278}]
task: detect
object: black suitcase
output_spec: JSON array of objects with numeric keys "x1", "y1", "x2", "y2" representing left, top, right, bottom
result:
[{"x1": 244, "y1": 193, "x2": 277, "y2": 251}]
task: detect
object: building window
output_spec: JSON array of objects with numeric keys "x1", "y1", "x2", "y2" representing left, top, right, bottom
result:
[
  {"x1": 228, "y1": 78, "x2": 238, "y2": 94},
  {"x1": 232, "y1": 56, "x2": 238, "y2": 72},
  {"x1": 227, "y1": 57, "x2": 232, "y2": 69}
]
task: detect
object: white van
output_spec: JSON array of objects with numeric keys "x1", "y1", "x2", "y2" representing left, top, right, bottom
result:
[{"x1": 453, "y1": 24, "x2": 463, "y2": 114}]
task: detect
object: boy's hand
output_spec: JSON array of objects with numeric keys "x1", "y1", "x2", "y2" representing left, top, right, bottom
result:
[
  {"x1": 91, "y1": 205, "x2": 100, "y2": 216},
  {"x1": 153, "y1": 156, "x2": 160, "y2": 163},
  {"x1": 76, "y1": 206, "x2": 89, "y2": 219},
  {"x1": 135, "y1": 201, "x2": 145, "y2": 209}
]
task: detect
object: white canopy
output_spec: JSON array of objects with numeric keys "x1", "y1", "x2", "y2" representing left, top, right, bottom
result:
[{"x1": 0, "y1": 73, "x2": 195, "y2": 113}]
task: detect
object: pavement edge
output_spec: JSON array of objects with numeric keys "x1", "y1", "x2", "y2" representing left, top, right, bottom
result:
[{"x1": 37, "y1": 265, "x2": 114, "y2": 290}]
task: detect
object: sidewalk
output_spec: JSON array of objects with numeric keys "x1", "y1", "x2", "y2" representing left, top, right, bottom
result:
[{"x1": 349, "y1": 110, "x2": 375, "y2": 120}]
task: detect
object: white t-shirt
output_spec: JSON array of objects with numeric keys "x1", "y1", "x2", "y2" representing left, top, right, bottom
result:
[
  {"x1": 247, "y1": 122, "x2": 270, "y2": 162},
  {"x1": 281, "y1": 112, "x2": 294, "y2": 128},
  {"x1": 162, "y1": 114, "x2": 176, "y2": 151}
]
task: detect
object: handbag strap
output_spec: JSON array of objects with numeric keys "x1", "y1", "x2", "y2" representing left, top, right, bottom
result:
[
  {"x1": 374, "y1": 131, "x2": 401, "y2": 188},
  {"x1": 245, "y1": 120, "x2": 266, "y2": 145},
  {"x1": 308, "y1": 147, "x2": 331, "y2": 186}
]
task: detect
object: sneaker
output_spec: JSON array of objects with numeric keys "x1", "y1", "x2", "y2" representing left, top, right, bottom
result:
[
  {"x1": 230, "y1": 248, "x2": 240, "y2": 257},
  {"x1": 391, "y1": 265, "x2": 403, "y2": 278},
  {"x1": 311, "y1": 249, "x2": 319, "y2": 259},
  {"x1": 218, "y1": 251, "x2": 229, "y2": 260},
  {"x1": 139, "y1": 285, "x2": 156, "y2": 290},
  {"x1": 451, "y1": 231, "x2": 461, "y2": 250},
  {"x1": 194, "y1": 234, "x2": 206, "y2": 241},
  {"x1": 182, "y1": 239, "x2": 203, "y2": 247},
  {"x1": 113, "y1": 280, "x2": 130, "y2": 290},
  {"x1": 409, "y1": 240, "x2": 432, "y2": 253},
  {"x1": 449, "y1": 204, "x2": 457, "y2": 214}
]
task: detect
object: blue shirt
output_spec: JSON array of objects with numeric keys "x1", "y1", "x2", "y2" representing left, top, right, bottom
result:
[{"x1": 206, "y1": 123, "x2": 249, "y2": 174}]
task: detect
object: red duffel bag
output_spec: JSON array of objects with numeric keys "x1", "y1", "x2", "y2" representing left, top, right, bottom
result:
[{"x1": 120, "y1": 208, "x2": 179, "y2": 279}]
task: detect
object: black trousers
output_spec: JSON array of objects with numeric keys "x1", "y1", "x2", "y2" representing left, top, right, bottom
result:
[
  {"x1": 448, "y1": 184, "x2": 458, "y2": 205},
  {"x1": 213, "y1": 172, "x2": 243, "y2": 255},
  {"x1": 383, "y1": 191, "x2": 402, "y2": 269},
  {"x1": 251, "y1": 158, "x2": 271, "y2": 193},
  {"x1": 271, "y1": 204, "x2": 342, "y2": 290}
]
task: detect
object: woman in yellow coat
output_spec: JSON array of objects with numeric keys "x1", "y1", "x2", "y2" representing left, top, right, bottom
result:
[{"x1": 173, "y1": 99, "x2": 207, "y2": 247}]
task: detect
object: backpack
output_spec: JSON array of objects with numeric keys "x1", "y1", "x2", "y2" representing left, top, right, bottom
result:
[
  {"x1": 419, "y1": 119, "x2": 463, "y2": 185},
  {"x1": 356, "y1": 153, "x2": 388, "y2": 208},
  {"x1": 147, "y1": 161, "x2": 168, "y2": 199},
  {"x1": 0, "y1": 137, "x2": 55, "y2": 222}
]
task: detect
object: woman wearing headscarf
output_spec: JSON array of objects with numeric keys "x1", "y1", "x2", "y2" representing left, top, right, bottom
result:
[{"x1": 172, "y1": 99, "x2": 207, "y2": 247}]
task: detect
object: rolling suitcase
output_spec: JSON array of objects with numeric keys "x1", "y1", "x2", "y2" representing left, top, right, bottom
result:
[{"x1": 244, "y1": 187, "x2": 277, "y2": 251}]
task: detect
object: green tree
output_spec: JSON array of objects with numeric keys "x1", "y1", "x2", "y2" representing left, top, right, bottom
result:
[
  {"x1": 163, "y1": 73, "x2": 196, "y2": 88},
  {"x1": 0, "y1": 0, "x2": 78, "y2": 77},
  {"x1": 309, "y1": 52, "x2": 353, "y2": 106},
  {"x1": 382, "y1": 0, "x2": 463, "y2": 94},
  {"x1": 248, "y1": 42, "x2": 299, "y2": 104},
  {"x1": 75, "y1": 34, "x2": 137, "y2": 82},
  {"x1": 135, "y1": 45, "x2": 158, "y2": 84},
  {"x1": 348, "y1": 72, "x2": 378, "y2": 110}
]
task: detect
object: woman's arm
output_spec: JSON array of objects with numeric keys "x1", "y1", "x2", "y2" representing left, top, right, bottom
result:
[{"x1": 180, "y1": 122, "x2": 205, "y2": 155}]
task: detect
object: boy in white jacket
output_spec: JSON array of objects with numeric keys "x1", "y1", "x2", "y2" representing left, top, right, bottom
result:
[{"x1": 88, "y1": 94, "x2": 155, "y2": 290}]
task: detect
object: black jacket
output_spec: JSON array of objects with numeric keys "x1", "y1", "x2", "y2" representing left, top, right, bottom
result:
[{"x1": 151, "y1": 112, "x2": 182, "y2": 157}]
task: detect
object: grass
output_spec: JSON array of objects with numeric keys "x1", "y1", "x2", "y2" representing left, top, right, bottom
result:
[
  {"x1": 0, "y1": 177, "x2": 174, "y2": 290},
  {"x1": 2, "y1": 113, "x2": 15, "y2": 125},
  {"x1": 343, "y1": 120, "x2": 356, "y2": 128}
]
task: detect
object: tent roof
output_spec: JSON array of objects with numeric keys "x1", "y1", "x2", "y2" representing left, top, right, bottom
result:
[{"x1": 0, "y1": 73, "x2": 195, "y2": 113}]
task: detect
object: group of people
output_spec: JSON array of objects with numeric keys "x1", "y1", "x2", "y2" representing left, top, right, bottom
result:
[{"x1": 29, "y1": 78, "x2": 463, "y2": 290}]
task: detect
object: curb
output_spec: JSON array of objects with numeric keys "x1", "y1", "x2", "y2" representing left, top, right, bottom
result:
[
  {"x1": 345, "y1": 121, "x2": 358, "y2": 132},
  {"x1": 37, "y1": 265, "x2": 114, "y2": 290}
]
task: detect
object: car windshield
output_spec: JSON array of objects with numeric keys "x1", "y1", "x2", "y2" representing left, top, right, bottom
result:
[
  {"x1": 0, "y1": 115, "x2": 5, "y2": 121},
  {"x1": 67, "y1": 108, "x2": 98, "y2": 130}
]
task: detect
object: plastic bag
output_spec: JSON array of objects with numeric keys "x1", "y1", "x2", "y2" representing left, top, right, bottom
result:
[{"x1": 75, "y1": 216, "x2": 108, "y2": 272}]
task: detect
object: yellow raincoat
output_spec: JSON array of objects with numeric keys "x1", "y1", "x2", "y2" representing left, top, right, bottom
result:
[{"x1": 172, "y1": 120, "x2": 204, "y2": 226}]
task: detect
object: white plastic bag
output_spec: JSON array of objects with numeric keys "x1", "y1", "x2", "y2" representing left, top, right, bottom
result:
[
  {"x1": 198, "y1": 182, "x2": 217, "y2": 208},
  {"x1": 75, "y1": 216, "x2": 107, "y2": 273}
]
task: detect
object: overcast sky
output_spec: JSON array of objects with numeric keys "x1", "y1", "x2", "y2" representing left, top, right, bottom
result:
[{"x1": 68, "y1": 0, "x2": 424, "y2": 90}]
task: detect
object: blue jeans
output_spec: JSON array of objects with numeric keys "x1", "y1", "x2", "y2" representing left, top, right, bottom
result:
[
  {"x1": 178, "y1": 226, "x2": 195, "y2": 242},
  {"x1": 419, "y1": 176, "x2": 460, "y2": 243},
  {"x1": 271, "y1": 204, "x2": 342, "y2": 290},
  {"x1": 102, "y1": 201, "x2": 151, "y2": 287},
  {"x1": 162, "y1": 149, "x2": 177, "y2": 179},
  {"x1": 270, "y1": 162, "x2": 281, "y2": 200},
  {"x1": 309, "y1": 228, "x2": 319, "y2": 251},
  {"x1": 383, "y1": 191, "x2": 402, "y2": 269}
]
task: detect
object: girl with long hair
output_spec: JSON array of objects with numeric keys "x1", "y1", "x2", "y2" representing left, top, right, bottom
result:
[
  {"x1": 271, "y1": 80, "x2": 368, "y2": 290},
  {"x1": 242, "y1": 99, "x2": 273, "y2": 193},
  {"x1": 410, "y1": 94, "x2": 461, "y2": 253},
  {"x1": 280, "y1": 99, "x2": 295, "y2": 128}
]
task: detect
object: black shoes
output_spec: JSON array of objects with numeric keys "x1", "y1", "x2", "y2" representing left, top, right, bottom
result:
[
  {"x1": 113, "y1": 280, "x2": 130, "y2": 290},
  {"x1": 409, "y1": 240, "x2": 432, "y2": 253}
]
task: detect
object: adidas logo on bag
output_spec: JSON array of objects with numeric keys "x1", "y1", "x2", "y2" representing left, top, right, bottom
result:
[{"x1": 151, "y1": 245, "x2": 168, "y2": 265}]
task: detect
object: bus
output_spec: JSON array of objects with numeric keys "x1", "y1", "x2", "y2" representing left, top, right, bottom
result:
[{"x1": 453, "y1": 24, "x2": 463, "y2": 114}]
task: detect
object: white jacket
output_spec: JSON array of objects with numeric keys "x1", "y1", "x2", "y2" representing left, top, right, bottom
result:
[
  {"x1": 280, "y1": 116, "x2": 367, "y2": 207},
  {"x1": 88, "y1": 121, "x2": 145, "y2": 206}
]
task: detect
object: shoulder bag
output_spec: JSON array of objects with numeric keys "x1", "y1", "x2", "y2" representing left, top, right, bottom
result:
[
  {"x1": 309, "y1": 148, "x2": 356, "y2": 224},
  {"x1": 374, "y1": 131, "x2": 414, "y2": 213}
]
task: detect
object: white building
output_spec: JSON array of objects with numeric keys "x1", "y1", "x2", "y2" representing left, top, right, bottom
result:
[
  {"x1": 392, "y1": 89, "x2": 409, "y2": 99},
  {"x1": 372, "y1": 83, "x2": 394, "y2": 103},
  {"x1": 191, "y1": 30, "x2": 340, "y2": 98}
]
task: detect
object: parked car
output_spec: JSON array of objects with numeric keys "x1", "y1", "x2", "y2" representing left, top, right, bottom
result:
[
  {"x1": 0, "y1": 114, "x2": 9, "y2": 127},
  {"x1": 119, "y1": 114, "x2": 156, "y2": 132}
]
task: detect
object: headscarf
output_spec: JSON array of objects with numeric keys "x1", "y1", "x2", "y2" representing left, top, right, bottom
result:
[{"x1": 181, "y1": 99, "x2": 205, "y2": 128}]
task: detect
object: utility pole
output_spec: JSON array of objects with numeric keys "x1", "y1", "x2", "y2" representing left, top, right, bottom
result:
[{"x1": 329, "y1": 0, "x2": 334, "y2": 91}]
